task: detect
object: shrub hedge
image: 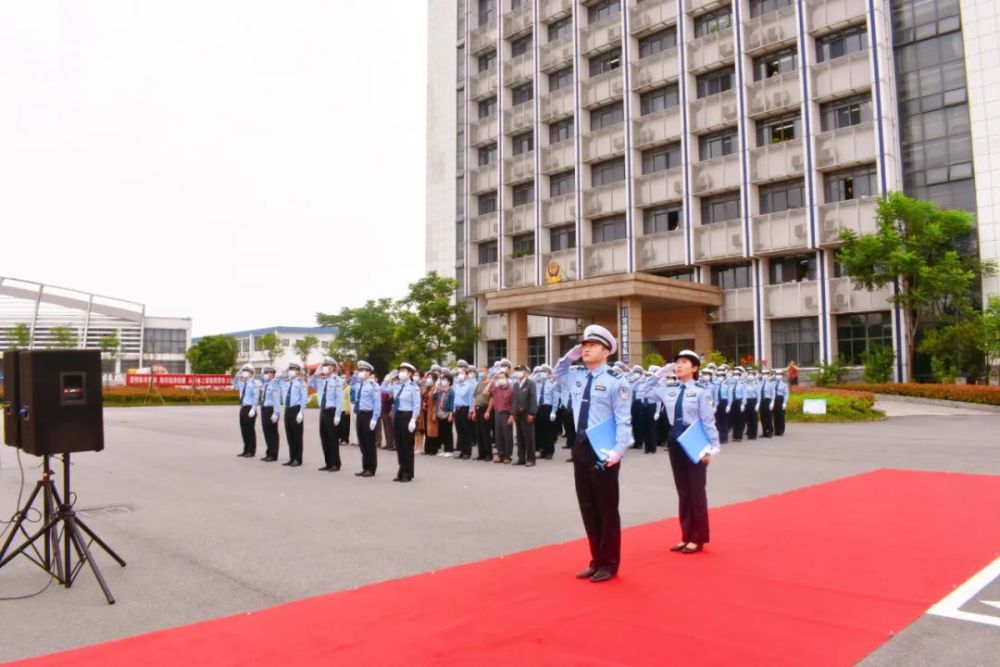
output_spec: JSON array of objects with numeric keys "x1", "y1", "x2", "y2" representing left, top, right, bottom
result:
[
  {"x1": 836, "y1": 383, "x2": 1000, "y2": 406},
  {"x1": 786, "y1": 386, "x2": 883, "y2": 422}
]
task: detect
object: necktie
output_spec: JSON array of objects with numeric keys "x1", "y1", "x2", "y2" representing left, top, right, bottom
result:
[
  {"x1": 539, "y1": 382, "x2": 545, "y2": 405},
  {"x1": 286, "y1": 381, "x2": 292, "y2": 406},
  {"x1": 321, "y1": 380, "x2": 328, "y2": 409},
  {"x1": 240, "y1": 382, "x2": 247, "y2": 405},
  {"x1": 673, "y1": 384, "x2": 686, "y2": 439},
  {"x1": 261, "y1": 381, "x2": 267, "y2": 405},
  {"x1": 576, "y1": 373, "x2": 593, "y2": 433}
]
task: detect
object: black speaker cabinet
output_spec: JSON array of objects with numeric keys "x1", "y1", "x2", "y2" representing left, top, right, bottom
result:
[
  {"x1": 2, "y1": 351, "x2": 21, "y2": 447},
  {"x1": 16, "y1": 350, "x2": 104, "y2": 456}
]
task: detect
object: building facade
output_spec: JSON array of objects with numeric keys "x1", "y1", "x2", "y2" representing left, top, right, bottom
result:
[
  {"x1": 0, "y1": 276, "x2": 192, "y2": 377},
  {"x1": 195, "y1": 326, "x2": 338, "y2": 372},
  {"x1": 427, "y1": 0, "x2": 1000, "y2": 379}
]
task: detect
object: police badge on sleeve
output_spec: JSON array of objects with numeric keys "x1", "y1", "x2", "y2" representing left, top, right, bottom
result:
[{"x1": 618, "y1": 384, "x2": 630, "y2": 401}]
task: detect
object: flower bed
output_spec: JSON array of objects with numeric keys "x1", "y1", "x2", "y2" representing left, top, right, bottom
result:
[
  {"x1": 786, "y1": 387, "x2": 883, "y2": 422},
  {"x1": 836, "y1": 383, "x2": 1000, "y2": 406}
]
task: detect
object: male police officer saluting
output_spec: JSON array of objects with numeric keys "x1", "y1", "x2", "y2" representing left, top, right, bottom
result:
[
  {"x1": 260, "y1": 366, "x2": 282, "y2": 462},
  {"x1": 309, "y1": 357, "x2": 344, "y2": 472},
  {"x1": 554, "y1": 325, "x2": 632, "y2": 583},
  {"x1": 352, "y1": 360, "x2": 382, "y2": 477},
  {"x1": 392, "y1": 362, "x2": 421, "y2": 482}
]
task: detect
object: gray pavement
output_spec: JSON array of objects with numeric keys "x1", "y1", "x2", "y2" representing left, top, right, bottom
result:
[{"x1": 0, "y1": 406, "x2": 999, "y2": 664}]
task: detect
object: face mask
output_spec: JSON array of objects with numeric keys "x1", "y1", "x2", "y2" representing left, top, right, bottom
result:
[
  {"x1": 358, "y1": 370, "x2": 369, "y2": 380},
  {"x1": 241, "y1": 371, "x2": 251, "y2": 379},
  {"x1": 442, "y1": 380, "x2": 451, "y2": 387},
  {"x1": 399, "y1": 370, "x2": 410, "y2": 381},
  {"x1": 457, "y1": 373, "x2": 467, "y2": 381},
  {"x1": 495, "y1": 378, "x2": 508, "y2": 387},
  {"x1": 425, "y1": 378, "x2": 433, "y2": 387},
  {"x1": 478, "y1": 372, "x2": 486, "y2": 379},
  {"x1": 512, "y1": 371, "x2": 523, "y2": 380},
  {"x1": 263, "y1": 373, "x2": 273, "y2": 381},
  {"x1": 288, "y1": 370, "x2": 298, "y2": 379}
]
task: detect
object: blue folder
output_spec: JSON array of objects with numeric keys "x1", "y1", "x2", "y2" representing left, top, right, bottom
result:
[
  {"x1": 585, "y1": 418, "x2": 616, "y2": 469},
  {"x1": 677, "y1": 419, "x2": 713, "y2": 464}
]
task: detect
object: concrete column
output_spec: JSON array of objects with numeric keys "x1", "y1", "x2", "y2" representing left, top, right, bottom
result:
[
  {"x1": 616, "y1": 297, "x2": 644, "y2": 365},
  {"x1": 506, "y1": 308, "x2": 529, "y2": 364}
]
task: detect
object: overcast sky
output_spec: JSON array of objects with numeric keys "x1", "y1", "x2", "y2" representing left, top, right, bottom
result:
[{"x1": 0, "y1": 1, "x2": 429, "y2": 336}]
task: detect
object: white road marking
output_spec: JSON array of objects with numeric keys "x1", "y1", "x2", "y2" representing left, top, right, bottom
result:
[{"x1": 927, "y1": 556, "x2": 1000, "y2": 628}]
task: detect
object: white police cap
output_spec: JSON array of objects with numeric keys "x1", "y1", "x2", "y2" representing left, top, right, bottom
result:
[
  {"x1": 357, "y1": 360, "x2": 374, "y2": 372},
  {"x1": 674, "y1": 349, "x2": 701, "y2": 366},
  {"x1": 582, "y1": 324, "x2": 617, "y2": 355}
]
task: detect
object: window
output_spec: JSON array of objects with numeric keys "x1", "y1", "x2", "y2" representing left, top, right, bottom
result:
[
  {"x1": 510, "y1": 33, "x2": 533, "y2": 58},
  {"x1": 696, "y1": 67, "x2": 734, "y2": 98},
  {"x1": 550, "y1": 224, "x2": 576, "y2": 251},
  {"x1": 512, "y1": 232, "x2": 535, "y2": 256},
  {"x1": 694, "y1": 8, "x2": 732, "y2": 38},
  {"x1": 712, "y1": 263, "x2": 753, "y2": 290},
  {"x1": 528, "y1": 336, "x2": 546, "y2": 368},
  {"x1": 771, "y1": 317, "x2": 819, "y2": 367},
  {"x1": 757, "y1": 113, "x2": 800, "y2": 145},
  {"x1": 487, "y1": 339, "x2": 507, "y2": 362},
  {"x1": 752, "y1": 48, "x2": 797, "y2": 81},
  {"x1": 549, "y1": 67, "x2": 573, "y2": 92},
  {"x1": 589, "y1": 49, "x2": 621, "y2": 77},
  {"x1": 478, "y1": 0, "x2": 495, "y2": 26},
  {"x1": 824, "y1": 164, "x2": 878, "y2": 202},
  {"x1": 548, "y1": 16, "x2": 571, "y2": 42},
  {"x1": 837, "y1": 312, "x2": 893, "y2": 364},
  {"x1": 641, "y1": 142, "x2": 682, "y2": 174},
  {"x1": 758, "y1": 179, "x2": 805, "y2": 214},
  {"x1": 660, "y1": 268, "x2": 695, "y2": 281},
  {"x1": 701, "y1": 191, "x2": 741, "y2": 224},
  {"x1": 713, "y1": 322, "x2": 755, "y2": 364},
  {"x1": 511, "y1": 0, "x2": 523, "y2": 7},
  {"x1": 591, "y1": 102, "x2": 624, "y2": 130},
  {"x1": 478, "y1": 241, "x2": 498, "y2": 264},
  {"x1": 592, "y1": 215, "x2": 627, "y2": 243},
  {"x1": 748, "y1": 0, "x2": 792, "y2": 19},
  {"x1": 456, "y1": 176, "x2": 465, "y2": 216},
  {"x1": 819, "y1": 94, "x2": 873, "y2": 131},
  {"x1": 699, "y1": 130, "x2": 738, "y2": 160},
  {"x1": 511, "y1": 182, "x2": 534, "y2": 206},
  {"x1": 143, "y1": 328, "x2": 187, "y2": 355},
  {"x1": 511, "y1": 82, "x2": 533, "y2": 106},
  {"x1": 478, "y1": 96, "x2": 497, "y2": 118},
  {"x1": 511, "y1": 131, "x2": 533, "y2": 155},
  {"x1": 478, "y1": 50, "x2": 496, "y2": 73},
  {"x1": 588, "y1": 0, "x2": 620, "y2": 24},
  {"x1": 643, "y1": 205, "x2": 682, "y2": 234},
  {"x1": 768, "y1": 254, "x2": 817, "y2": 284},
  {"x1": 638, "y1": 27, "x2": 677, "y2": 58},
  {"x1": 478, "y1": 191, "x2": 497, "y2": 215},
  {"x1": 816, "y1": 26, "x2": 868, "y2": 63},
  {"x1": 550, "y1": 170, "x2": 575, "y2": 196},
  {"x1": 591, "y1": 158, "x2": 625, "y2": 186},
  {"x1": 549, "y1": 117, "x2": 573, "y2": 143},
  {"x1": 478, "y1": 143, "x2": 497, "y2": 166},
  {"x1": 639, "y1": 84, "x2": 679, "y2": 115}
]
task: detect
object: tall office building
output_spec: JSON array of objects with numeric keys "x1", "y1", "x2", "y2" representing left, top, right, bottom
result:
[{"x1": 427, "y1": 0, "x2": 1000, "y2": 379}]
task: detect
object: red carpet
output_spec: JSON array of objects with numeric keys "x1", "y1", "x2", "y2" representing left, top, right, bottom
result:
[{"x1": 9, "y1": 469, "x2": 1000, "y2": 666}]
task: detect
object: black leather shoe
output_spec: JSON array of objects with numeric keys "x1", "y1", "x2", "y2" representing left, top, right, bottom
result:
[
  {"x1": 526, "y1": 462, "x2": 535, "y2": 467},
  {"x1": 670, "y1": 542, "x2": 687, "y2": 552},
  {"x1": 281, "y1": 460, "x2": 294, "y2": 466},
  {"x1": 589, "y1": 569, "x2": 615, "y2": 583},
  {"x1": 289, "y1": 461, "x2": 301, "y2": 467},
  {"x1": 329, "y1": 465, "x2": 341, "y2": 472},
  {"x1": 392, "y1": 476, "x2": 402, "y2": 482},
  {"x1": 513, "y1": 460, "x2": 525, "y2": 466},
  {"x1": 355, "y1": 471, "x2": 366, "y2": 477},
  {"x1": 318, "y1": 465, "x2": 332, "y2": 471},
  {"x1": 360, "y1": 471, "x2": 375, "y2": 477},
  {"x1": 237, "y1": 453, "x2": 249, "y2": 457},
  {"x1": 576, "y1": 567, "x2": 597, "y2": 580},
  {"x1": 681, "y1": 544, "x2": 703, "y2": 554}
]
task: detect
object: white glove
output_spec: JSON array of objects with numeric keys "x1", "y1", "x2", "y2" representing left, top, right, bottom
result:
[
  {"x1": 370, "y1": 417, "x2": 378, "y2": 429},
  {"x1": 600, "y1": 449, "x2": 622, "y2": 467},
  {"x1": 248, "y1": 408, "x2": 256, "y2": 418},
  {"x1": 725, "y1": 406, "x2": 730, "y2": 414},
  {"x1": 334, "y1": 415, "x2": 341, "y2": 426},
  {"x1": 654, "y1": 363, "x2": 676, "y2": 380},
  {"x1": 408, "y1": 418, "x2": 416, "y2": 433},
  {"x1": 549, "y1": 410, "x2": 556, "y2": 422},
  {"x1": 296, "y1": 412, "x2": 304, "y2": 424},
  {"x1": 271, "y1": 413, "x2": 279, "y2": 423},
  {"x1": 654, "y1": 407, "x2": 661, "y2": 421},
  {"x1": 568, "y1": 343, "x2": 583, "y2": 361},
  {"x1": 770, "y1": 401, "x2": 775, "y2": 411}
]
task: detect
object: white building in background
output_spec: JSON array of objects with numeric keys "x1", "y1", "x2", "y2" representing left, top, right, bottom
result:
[
  {"x1": 194, "y1": 326, "x2": 338, "y2": 372},
  {"x1": 0, "y1": 275, "x2": 192, "y2": 376}
]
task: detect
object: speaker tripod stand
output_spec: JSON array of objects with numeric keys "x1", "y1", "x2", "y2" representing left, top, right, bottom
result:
[{"x1": 0, "y1": 454, "x2": 125, "y2": 604}]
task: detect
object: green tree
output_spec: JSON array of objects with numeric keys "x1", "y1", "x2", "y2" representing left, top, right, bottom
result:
[
  {"x1": 983, "y1": 296, "x2": 1000, "y2": 383},
  {"x1": 394, "y1": 272, "x2": 479, "y2": 369},
  {"x1": 641, "y1": 352, "x2": 666, "y2": 368},
  {"x1": 293, "y1": 335, "x2": 319, "y2": 368},
  {"x1": 257, "y1": 332, "x2": 283, "y2": 366},
  {"x1": 317, "y1": 298, "x2": 399, "y2": 375},
  {"x1": 860, "y1": 343, "x2": 895, "y2": 383},
  {"x1": 3, "y1": 322, "x2": 31, "y2": 350},
  {"x1": 186, "y1": 335, "x2": 238, "y2": 374},
  {"x1": 837, "y1": 192, "x2": 996, "y2": 381},
  {"x1": 98, "y1": 331, "x2": 121, "y2": 384},
  {"x1": 918, "y1": 315, "x2": 985, "y2": 382},
  {"x1": 49, "y1": 325, "x2": 78, "y2": 349}
]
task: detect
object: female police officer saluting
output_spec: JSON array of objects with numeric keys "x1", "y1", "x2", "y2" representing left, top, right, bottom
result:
[{"x1": 642, "y1": 350, "x2": 720, "y2": 554}]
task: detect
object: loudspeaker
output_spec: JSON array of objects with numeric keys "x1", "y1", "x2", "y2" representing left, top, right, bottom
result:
[
  {"x1": 15, "y1": 350, "x2": 104, "y2": 456},
  {"x1": 3, "y1": 352, "x2": 21, "y2": 447}
]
